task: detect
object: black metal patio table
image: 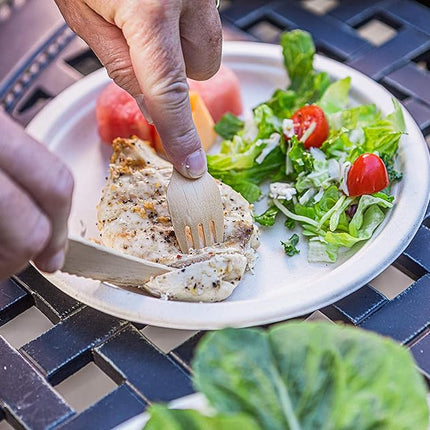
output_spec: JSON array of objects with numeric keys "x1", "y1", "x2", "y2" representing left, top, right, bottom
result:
[{"x1": 0, "y1": 0, "x2": 429, "y2": 428}]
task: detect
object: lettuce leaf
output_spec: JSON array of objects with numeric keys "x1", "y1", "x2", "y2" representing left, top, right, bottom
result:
[
  {"x1": 254, "y1": 104, "x2": 282, "y2": 139},
  {"x1": 349, "y1": 193, "x2": 393, "y2": 237},
  {"x1": 327, "y1": 104, "x2": 380, "y2": 131},
  {"x1": 361, "y1": 99, "x2": 405, "y2": 158},
  {"x1": 263, "y1": 30, "x2": 330, "y2": 118},
  {"x1": 214, "y1": 113, "x2": 244, "y2": 140},
  {"x1": 308, "y1": 239, "x2": 338, "y2": 262},
  {"x1": 281, "y1": 233, "x2": 300, "y2": 256},
  {"x1": 265, "y1": 89, "x2": 298, "y2": 119},
  {"x1": 206, "y1": 135, "x2": 262, "y2": 171},
  {"x1": 288, "y1": 136, "x2": 313, "y2": 176},
  {"x1": 255, "y1": 205, "x2": 280, "y2": 226},
  {"x1": 280, "y1": 30, "x2": 330, "y2": 102},
  {"x1": 192, "y1": 322, "x2": 429, "y2": 430},
  {"x1": 326, "y1": 204, "x2": 386, "y2": 247},
  {"x1": 319, "y1": 77, "x2": 351, "y2": 114},
  {"x1": 208, "y1": 146, "x2": 286, "y2": 202}
]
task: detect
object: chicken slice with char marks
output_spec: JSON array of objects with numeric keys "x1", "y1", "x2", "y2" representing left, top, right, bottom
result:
[{"x1": 97, "y1": 137, "x2": 259, "y2": 302}]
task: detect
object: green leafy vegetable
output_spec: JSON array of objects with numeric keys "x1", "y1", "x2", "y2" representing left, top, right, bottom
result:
[
  {"x1": 191, "y1": 322, "x2": 428, "y2": 430},
  {"x1": 281, "y1": 233, "x2": 300, "y2": 256},
  {"x1": 319, "y1": 77, "x2": 351, "y2": 114},
  {"x1": 381, "y1": 153, "x2": 403, "y2": 183},
  {"x1": 214, "y1": 113, "x2": 245, "y2": 140},
  {"x1": 308, "y1": 239, "x2": 338, "y2": 262},
  {"x1": 206, "y1": 135, "x2": 262, "y2": 171},
  {"x1": 145, "y1": 404, "x2": 260, "y2": 430},
  {"x1": 287, "y1": 136, "x2": 313, "y2": 176},
  {"x1": 348, "y1": 194, "x2": 393, "y2": 237},
  {"x1": 265, "y1": 89, "x2": 297, "y2": 119},
  {"x1": 255, "y1": 206, "x2": 280, "y2": 226},
  {"x1": 361, "y1": 100, "x2": 406, "y2": 158},
  {"x1": 326, "y1": 204, "x2": 386, "y2": 247},
  {"x1": 208, "y1": 146, "x2": 286, "y2": 203},
  {"x1": 254, "y1": 104, "x2": 282, "y2": 138},
  {"x1": 279, "y1": 30, "x2": 330, "y2": 104}
]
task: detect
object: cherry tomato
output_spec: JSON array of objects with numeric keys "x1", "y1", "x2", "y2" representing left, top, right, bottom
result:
[
  {"x1": 291, "y1": 105, "x2": 329, "y2": 149},
  {"x1": 347, "y1": 153, "x2": 389, "y2": 196}
]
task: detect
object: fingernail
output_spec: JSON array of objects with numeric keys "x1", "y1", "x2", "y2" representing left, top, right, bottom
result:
[
  {"x1": 134, "y1": 94, "x2": 153, "y2": 124},
  {"x1": 43, "y1": 249, "x2": 65, "y2": 273},
  {"x1": 184, "y1": 149, "x2": 207, "y2": 178}
]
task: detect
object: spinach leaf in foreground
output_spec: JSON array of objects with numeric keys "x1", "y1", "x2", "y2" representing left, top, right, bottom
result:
[
  {"x1": 193, "y1": 322, "x2": 429, "y2": 430},
  {"x1": 193, "y1": 327, "x2": 299, "y2": 430},
  {"x1": 145, "y1": 404, "x2": 260, "y2": 430}
]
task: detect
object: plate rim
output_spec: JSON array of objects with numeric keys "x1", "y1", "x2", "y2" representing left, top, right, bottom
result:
[{"x1": 26, "y1": 41, "x2": 430, "y2": 329}]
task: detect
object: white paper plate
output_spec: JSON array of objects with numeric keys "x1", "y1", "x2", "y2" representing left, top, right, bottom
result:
[{"x1": 26, "y1": 42, "x2": 430, "y2": 329}]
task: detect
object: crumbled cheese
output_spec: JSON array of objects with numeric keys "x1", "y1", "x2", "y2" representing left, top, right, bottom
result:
[
  {"x1": 310, "y1": 147, "x2": 326, "y2": 161},
  {"x1": 242, "y1": 117, "x2": 259, "y2": 142},
  {"x1": 314, "y1": 188, "x2": 324, "y2": 203},
  {"x1": 269, "y1": 182, "x2": 297, "y2": 200},
  {"x1": 340, "y1": 161, "x2": 351, "y2": 195},
  {"x1": 282, "y1": 118, "x2": 295, "y2": 139},
  {"x1": 256, "y1": 133, "x2": 281, "y2": 164},
  {"x1": 299, "y1": 188, "x2": 316, "y2": 205},
  {"x1": 300, "y1": 121, "x2": 316, "y2": 144},
  {"x1": 328, "y1": 158, "x2": 341, "y2": 180},
  {"x1": 349, "y1": 128, "x2": 364, "y2": 144}
]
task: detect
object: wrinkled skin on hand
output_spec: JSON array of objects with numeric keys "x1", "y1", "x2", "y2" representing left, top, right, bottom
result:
[
  {"x1": 55, "y1": 0, "x2": 222, "y2": 178},
  {"x1": 0, "y1": 111, "x2": 74, "y2": 280}
]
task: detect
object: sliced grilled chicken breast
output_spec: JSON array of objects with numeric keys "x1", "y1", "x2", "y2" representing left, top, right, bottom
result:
[{"x1": 97, "y1": 137, "x2": 259, "y2": 302}]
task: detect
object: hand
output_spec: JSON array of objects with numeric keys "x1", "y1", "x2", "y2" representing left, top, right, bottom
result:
[
  {"x1": 55, "y1": 0, "x2": 222, "y2": 178},
  {"x1": 0, "y1": 111, "x2": 74, "y2": 280}
]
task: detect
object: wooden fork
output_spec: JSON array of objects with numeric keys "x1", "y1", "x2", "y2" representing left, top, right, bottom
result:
[{"x1": 167, "y1": 169, "x2": 224, "y2": 253}]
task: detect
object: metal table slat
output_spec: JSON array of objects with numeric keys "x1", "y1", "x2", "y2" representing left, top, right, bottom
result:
[
  {"x1": 94, "y1": 326, "x2": 195, "y2": 403},
  {"x1": 359, "y1": 274, "x2": 430, "y2": 344},
  {"x1": 21, "y1": 307, "x2": 128, "y2": 385},
  {"x1": 0, "y1": 336, "x2": 75, "y2": 429},
  {"x1": 0, "y1": 279, "x2": 32, "y2": 325},
  {"x1": 57, "y1": 384, "x2": 147, "y2": 430},
  {"x1": 15, "y1": 266, "x2": 84, "y2": 323},
  {"x1": 322, "y1": 284, "x2": 389, "y2": 325}
]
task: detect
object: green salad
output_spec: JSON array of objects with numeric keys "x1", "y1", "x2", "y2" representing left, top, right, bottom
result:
[{"x1": 208, "y1": 30, "x2": 406, "y2": 263}]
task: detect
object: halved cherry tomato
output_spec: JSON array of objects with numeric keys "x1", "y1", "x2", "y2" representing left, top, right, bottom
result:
[
  {"x1": 291, "y1": 105, "x2": 329, "y2": 149},
  {"x1": 347, "y1": 153, "x2": 389, "y2": 196}
]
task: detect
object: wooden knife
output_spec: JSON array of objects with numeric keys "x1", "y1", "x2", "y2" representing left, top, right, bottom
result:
[{"x1": 61, "y1": 236, "x2": 171, "y2": 286}]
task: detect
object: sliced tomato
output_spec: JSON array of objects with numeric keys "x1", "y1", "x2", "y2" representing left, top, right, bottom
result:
[
  {"x1": 96, "y1": 82, "x2": 155, "y2": 144},
  {"x1": 291, "y1": 105, "x2": 329, "y2": 149},
  {"x1": 347, "y1": 153, "x2": 389, "y2": 196}
]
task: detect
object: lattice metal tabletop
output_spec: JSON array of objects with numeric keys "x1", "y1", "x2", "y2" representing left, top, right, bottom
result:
[{"x1": 0, "y1": 0, "x2": 429, "y2": 428}]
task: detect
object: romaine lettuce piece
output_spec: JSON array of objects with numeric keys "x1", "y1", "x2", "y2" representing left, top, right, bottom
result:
[
  {"x1": 214, "y1": 113, "x2": 244, "y2": 140},
  {"x1": 319, "y1": 77, "x2": 351, "y2": 114}
]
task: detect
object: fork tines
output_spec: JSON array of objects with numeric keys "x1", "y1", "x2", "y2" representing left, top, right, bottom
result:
[{"x1": 167, "y1": 170, "x2": 224, "y2": 253}]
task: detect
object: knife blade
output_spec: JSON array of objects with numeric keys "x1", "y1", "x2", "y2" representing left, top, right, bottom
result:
[{"x1": 61, "y1": 236, "x2": 170, "y2": 286}]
